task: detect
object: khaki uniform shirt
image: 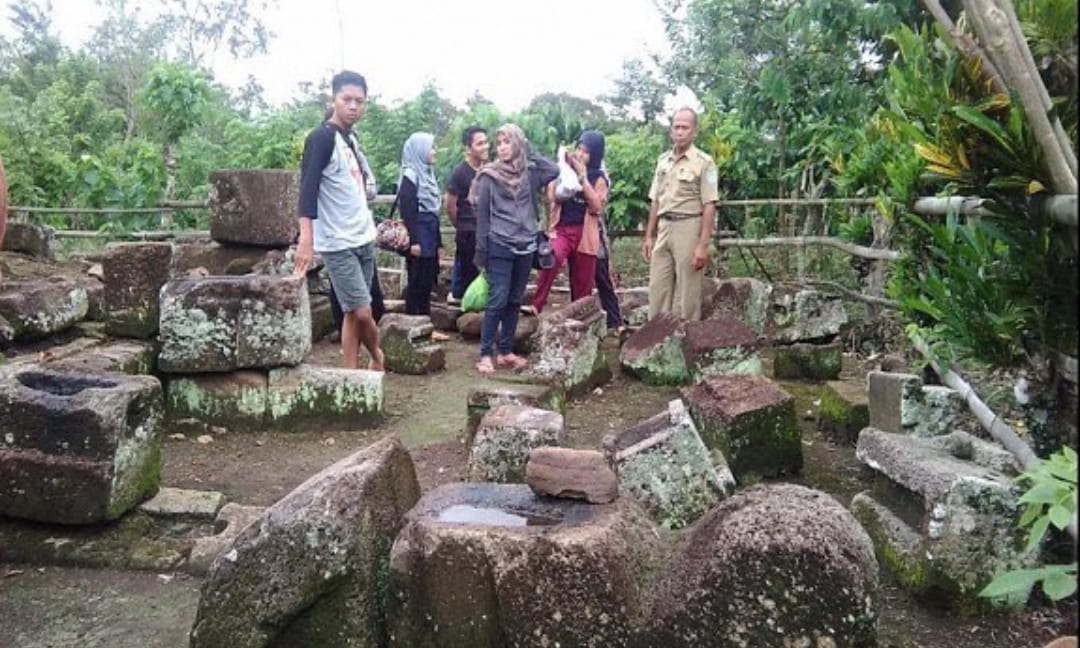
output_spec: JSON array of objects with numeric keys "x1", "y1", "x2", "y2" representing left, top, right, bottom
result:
[{"x1": 647, "y1": 144, "x2": 719, "y2": 217}]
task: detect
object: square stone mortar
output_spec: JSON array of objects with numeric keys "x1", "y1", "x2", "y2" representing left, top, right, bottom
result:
[
  {"x1": 0, "y1": 367, "x2": 164, "y2": 524},
  {"x1": 683, "y1": 374, "x2": 802, "y2": 482},
  {"x1": 852, "y1": 428, "x2": 1035, "y2": 612}
]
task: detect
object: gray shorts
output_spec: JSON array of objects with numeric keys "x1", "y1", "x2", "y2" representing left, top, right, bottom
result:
[{"x1": 322, "y1": 243, "x2": 376, "y2": 312}]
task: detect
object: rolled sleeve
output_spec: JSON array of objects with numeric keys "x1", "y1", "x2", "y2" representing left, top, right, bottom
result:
[{"x1": 701, "y1": 159, "x2": 720, "y2": 204}]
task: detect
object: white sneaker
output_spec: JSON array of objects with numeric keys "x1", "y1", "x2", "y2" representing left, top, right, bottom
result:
[{"x1": 447, "y1": 295, "x2": 461, "y2": 305}]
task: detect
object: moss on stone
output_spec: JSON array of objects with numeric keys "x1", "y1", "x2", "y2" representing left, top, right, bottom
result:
[{"x1": 771, "y1": 344, "x2": 842, "y2": 380}]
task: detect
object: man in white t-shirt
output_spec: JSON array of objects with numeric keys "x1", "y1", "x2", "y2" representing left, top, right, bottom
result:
[{"x1": 294, "y1": 70, "x2": 384, "y2": 371}]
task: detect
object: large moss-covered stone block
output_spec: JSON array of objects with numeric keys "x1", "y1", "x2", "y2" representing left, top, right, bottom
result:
[
  {"x1": 619, "y1": 313, "x2": 690, "y2": 385},
  {"x1": 683, "y1": 374, "x2": 801, "y2": 482},
  {"x1": 388, "y1": 482, "x2": 660, "y2": 648},
  {"x1": 644, "y1": 484, "x2": 879, "y2": 647},
  {"x1": 683, "y1": 317, "x2": 763, "y2": 380},
  {"x1": 604, "y1": 399, "x2": 732, "y2": 529},
  {"x1": 0, "y1": 367, "x2": 164, "y2": 524},
  {"x1": 378, "y1": 314, "x2": 445, "y2": 375},
  {"x1": 465, "y1": 378, "x2": 565, "y2": 443},
  {"x1": 530, "y1": 295, "x2": 610, "y2": 397},
  {"x1": 468, "y1": 405, "x2": 564, "y2": 483},
  {"x1": 819, "y1": 379, "x2": 870, "y2": 445},
  {"x1": 158, "y1": 275, "x2": 311, "y2": 373},
  {"x1": 701, "y1": 277, "x2": 771, "y2": 334},
  {"x1": 768, "y1": 287, "x2": 848, "y2": 343},
  {"x1": 0, "y1": 278, "x2": 88, "y2": 344},
  {"x1": 208, "y1": 170, "x2": 300, "y2": 248},
  {"x1": 104, "y1": 242, "x2": 175, "y2": 338},
  {"x1": 266, "y1": 364, "x2": 383, "y2": 428},
  {"x1": 770, "y1": 341, "x2": 842, "y2": 380},
  {"x1": 166, "y1": 371, "x2": 269, "y2": 431},
  {"x1": 853, "y1": 428, "x2": 1035, "y2": 611},
  {"x1": 190, "y1": 437, "x2": 420, "y2": 648}
]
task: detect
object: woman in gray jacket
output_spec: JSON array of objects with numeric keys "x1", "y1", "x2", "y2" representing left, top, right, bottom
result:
[{"x1": 469, "y1": 124, "x2": 559, "y2": 375}]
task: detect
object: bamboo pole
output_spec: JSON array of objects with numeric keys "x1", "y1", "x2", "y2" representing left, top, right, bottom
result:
[
  {"x1": 716, "y1": 236, "x2": 900, "y2": 260},
  {"x1": 911, "y1": 333, "x2": 1078, "y2": 541}
]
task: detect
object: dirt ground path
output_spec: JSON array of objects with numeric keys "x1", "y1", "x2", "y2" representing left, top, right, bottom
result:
[{"x1": 1, "y1": 336, "x2": 1074, "y2": 647}]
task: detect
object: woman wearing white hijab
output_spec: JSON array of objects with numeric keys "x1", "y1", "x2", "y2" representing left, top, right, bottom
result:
[{"x1": 398, "y1": 132, "x2": 442, "y2": 315}]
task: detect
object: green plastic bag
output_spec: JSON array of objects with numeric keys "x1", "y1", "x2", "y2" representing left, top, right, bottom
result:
[{"x1": 461, "y1": 273, "x2": 490, "y2": 313}]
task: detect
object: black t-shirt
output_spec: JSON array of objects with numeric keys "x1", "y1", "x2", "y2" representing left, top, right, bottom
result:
[{"x1": 447, "y1": 161, "x2": 478, "y2": 233}]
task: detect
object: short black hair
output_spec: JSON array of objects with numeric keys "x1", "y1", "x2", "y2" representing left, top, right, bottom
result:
[
  {"x1": 462, "y1": 126, "x2": 486, "y2": 148},
  {"x1": 332, "y1": 70, "x2": 367, "y2": 96}
]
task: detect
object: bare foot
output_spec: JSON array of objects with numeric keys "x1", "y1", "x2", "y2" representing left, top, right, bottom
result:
[
  {"x1": 475, "y1": 356, "x2": 495, "y2": 376},
  {"x1": 368, "y1": 348, "x2": 385, "y2": 372},
  {"x1": 496, "y1": 353, "x2": 528, "y2": 371},
  {"x1": 431, "y1": 331, "x2": 451, "y2": 342}
]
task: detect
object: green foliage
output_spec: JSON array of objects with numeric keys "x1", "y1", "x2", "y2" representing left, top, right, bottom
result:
[
  {"x1": 603, "y1": 128, "x2": 666, "y2": 230},
  {"x1": 837, "y1": 212, "x2": 874, "y2": 246},
  {"x1": 980, "y1": 447, "x2": 1078, "y2": 603},
  {"x1": 889, "y1": 212, "x2": 1039, "y2": 367},
  {"x1": 140, "y1": 63, "x2": 212, "y2": 143}
]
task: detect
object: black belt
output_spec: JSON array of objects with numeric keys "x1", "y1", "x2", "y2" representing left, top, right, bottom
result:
[{"x1": 659, "y1": 213, "x2": 701, "y2": 221}]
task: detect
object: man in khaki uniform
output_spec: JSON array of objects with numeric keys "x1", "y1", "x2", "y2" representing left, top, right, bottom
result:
[{"x1": 642, "y1": 107, "x2": 719, "y2": 321}]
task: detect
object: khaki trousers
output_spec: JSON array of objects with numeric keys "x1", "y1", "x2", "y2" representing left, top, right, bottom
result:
[{"x1": 648, "y1": 215, "x2": 704, "y2": 321}]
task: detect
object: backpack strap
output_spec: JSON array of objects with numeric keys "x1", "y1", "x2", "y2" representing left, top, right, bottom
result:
[{"x1": 326, "y1": 121, "x2": 399, "y2": 219}]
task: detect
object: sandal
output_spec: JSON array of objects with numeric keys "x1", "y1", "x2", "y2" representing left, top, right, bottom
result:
[
  {"x1": 496, "y1": 353, "x2": 528, "y2": 371},
  {"x1": 475, "y1": 356, "x2": 495, "y2": 376}
]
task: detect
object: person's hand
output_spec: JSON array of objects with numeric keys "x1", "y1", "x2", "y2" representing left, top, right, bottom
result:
[
  {"x1": 692, "y1": 242, "x2": 710, "y2": 271},
  {"x1": 641, "y1": 235, "x2": 653, "y2": 262},
  {"x1": 568, "y1": 154, "x2": 586, "y2": 177},
  {"x1": 294, "y1": 237, "x2": 314, "y2": 276},
  {"x1": 409, "y1": 244, "x2": 421, "y2": 257}
]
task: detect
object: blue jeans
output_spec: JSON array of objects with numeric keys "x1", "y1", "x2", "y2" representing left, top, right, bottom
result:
[
  {"x1": 451, "y1": 230, "x2": 478, "y2": 299},
  {"x1": 480, "y1": 240, "x2": 533, "y2": 357}
]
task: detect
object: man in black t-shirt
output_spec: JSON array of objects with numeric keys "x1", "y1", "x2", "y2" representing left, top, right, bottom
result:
[{"x1": 444, "y1": 126, "x2": 489, "y2": 302}]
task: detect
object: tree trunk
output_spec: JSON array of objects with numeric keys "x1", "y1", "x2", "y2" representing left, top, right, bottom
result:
[
  {"x1": 162, "y1": 143, "x2": 177, "y2": 228},
  {"x1": 921, "y1": 0, "x2": 1007, "y2": 93},
  {"x1": 0, "y1": 156, "x2": 8, "y2": 250},
  {"x1": 961, "y1": 0, "x2": 1078, "y2": 193}
]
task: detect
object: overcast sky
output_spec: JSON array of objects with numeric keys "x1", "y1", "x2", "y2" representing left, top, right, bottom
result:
[{"x1": 4, "y1": 0, "x2": 693, "y2": 113}]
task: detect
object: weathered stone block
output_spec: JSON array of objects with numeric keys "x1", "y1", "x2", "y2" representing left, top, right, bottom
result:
[
  {"x1": 868, "y1": 370, "x2": 963, "y2": 437},
  {"x1": 0, "y1": 368, "x2": 164, "y2": 524},
  {"x1": 683, "y1": 374, "x2": 801, "y2": 481},
  {"x1": 379, "y1": 314, "x2": 446, "y2": 375},
  {"x1": 818, "y1": 379, "x2": 870, "y2": 445},
  {"x1": 189, "y1": 437, "x2": 420, "y2": 648},
  {"x1": 166, "y1": 371, "x2": 269, "y2": 431},
  {"x1": 644, "y1": 484, "x2": 879, "y2": 647},
  {"x1": 49, "y1": 340, "x2": 157, "y2": 376},
  {"x1": 158, "y1": 275, "x2": 311, "y2": 373},
  {"x1": 388, "y1": 482, "x2": 660, "y2": 648},
  {"x1": 208, "y1": 170, "x2": 300, "y2": 248},
  {"x1": 682, "y1": 317, "x2": 762, "y2": 380},
  {"x1": 266, "y1": 364, "x2": 383, "y2": 428},
  {"x1": 140, "y1": 487, "x2": 225, "y2": 519},
  {"x1": 526, "y1": 446, "x2": 618, "y2": 503},
  {"x1": 619, "y1": 313, "x2": 690, "y2": 385},
  {"x1": 170, "y1": 240, "x2": 279, "y2": 276},
  {"x1": 530, "y1": 295, "x2": 610, "y2": 397},
  {"x1": 604, "y1": 399, "x2": 731, "y2": 529},
  {"x1": 771, "y1": 341, "x2": 843, "y2": 380},
  {"x1": 185, "y1": 503, "x2": 266, "y2": 576},
  {"x1": 0, "y1": 279, "x2": 88, "y2": 344},
  {"x1": 465, "y1": 378, "x2": 565, "y2": 443},
  {"x1": 617, "y1": 287, "x2": 650, "y2": 327},
  {"x1": 1, "y1": 222, "x2": 57, "y2": 260},
  {"x1": 702, "y1": 276, "x2": 771, "y2": 334},
  {"x1": 429, "y1": 302, "x2": 461, "y2": 331},
  {"x1": 468, "y1": 405, "x2": 564, "y2": 483},
  {"x1": 768, "y1": 287, "x2": 848, "y2": 343},
  {"x1": 103, "y1": 242, "x2": 174, "y2": 338},
  {"x1": 853, "y1": 428, "x2": 1034, "y2": 610}
]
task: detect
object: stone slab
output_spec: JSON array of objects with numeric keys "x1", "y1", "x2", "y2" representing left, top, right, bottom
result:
[
  {"x1": 1, "y1": 222, "x2": 57, "y2": 260},
  {"x1": 185, "y1": 503, "x2": 266, "y2": 576},
  {"x1": 770, "y1": 341, "x2": 843, "y2": 380},
  {"x1": 139, "y1": 487, "x2": 225, "y2": 519},
  {"x1": 266, "y1": 364, "x2": 383, "y2": 428},
  {"x1": 525, "y1": 446, "x2": 617, "y2": 503},
  {"x1": 0, "y1": 279, "x2": 88, "y2": 344},
  {"x1": 208, "y1": 170, "x2": 300, "y2": 248},
  {"x1": 103, "y1": 242, "x2": 174, "y2": 338},
  {"x1": 818, "y1": 379, "x2": 870, "y2": 445},
  {"x1": 468, "y1": 405, "x2": 564, "y2": 483},
  {"x1": 166, "y1": 371, "x2": 269, "y2": 431},
  {"x1": 465, "y1": 378, "x2": 565, "y2": 443}
]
